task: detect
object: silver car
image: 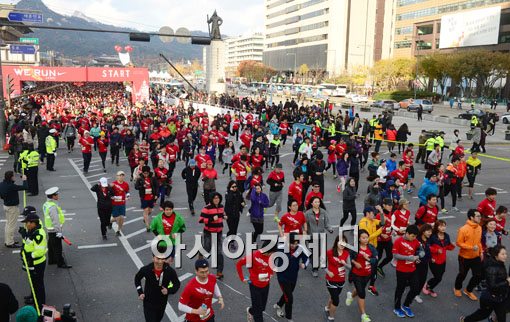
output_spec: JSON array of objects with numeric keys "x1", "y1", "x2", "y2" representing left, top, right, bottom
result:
[{"x1": 407, "y1": 99, "x2": 433, "y2": 113}]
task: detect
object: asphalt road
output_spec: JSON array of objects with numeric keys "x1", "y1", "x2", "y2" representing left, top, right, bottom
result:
[{"x1": 1, "y1": 131, "x2": 509, "y2": 322}]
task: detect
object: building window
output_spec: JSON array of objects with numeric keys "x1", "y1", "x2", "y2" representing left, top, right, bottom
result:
[
  {"x1": 267, "y1": 34, "x2": 327, "y2": 48},
  {"x1": 396, "y1": 26, "x2": 413, "y2": 35},
  {"x1": 499, "y1": 32, "x2": 510, "y2": 43},
  {"x1": 266, "y1": 21, "x2": 329, "y2": 38},
  {"x1": 397, "y1": 0, "x2": 509, "y2": 21},
  {"x1": 394, "y1": 40, "x2": 412, "y2": 48},
  {"x1": 416, "y1": 41, "x2": 432, "y2": 50},
  {"x1": 417, "y1": 25, "x2": 433, "y2": 35},
  {"x1": 397, "y1": 0, "x2": 427, "y2": 7},
  {"x1": 266, "y1": 8, "x2": 328, "y2": 29}
]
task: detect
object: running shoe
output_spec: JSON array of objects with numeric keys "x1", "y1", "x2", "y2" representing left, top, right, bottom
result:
[
  {"x1": 337, "y1": 184, "x2": 341, "y2": 193},
  {"x1": 368, "y1": 286, "x2": 379, "y2": 296},
  {"x1": 429, "y1": 290, "x2": 438, "y2": 298},
  {"x1": 345, "y1": 292, "x2": 353, "y2": 306},
  {"x1": 393, "y1": 308, "x2": 406, "y2": 318},
  {"x1": 273, "y1": 304, "x2": 284, "y2": 318},
  {"x1": 441, "y1": 208, "x2": 448, "y2": 214},
  {"x1": 116, "y1": 231, "x2": 121, "y2": 237},
  {"x1": 361, "y1": 313, "x2": 371, "y2": 322},
  {"x1": 452, "y1": 207, "x2": 460, "y2": 212},
  {"x1": 246, "y1": 307, "x2": 254, "y2": 322},
  {"x1": 312, "y1": 270, "x2": 319, "y2": 277},
  {"x1": 401, "y1": 306, "x2": 415, "y2": 318},
  {"x1": 453, "y1": 288, "x2": 462, "y2": 297},
  {"x1": 414, "y1": 295, "x2": 423, "y2": 303},
  {"x1": 459, "y1": 317, "x2": 465, "y2": 322},
  {"x1": 407, "y1": 189, "x2": 413, "y2": 194},
  {"x1": 324, "y1": 306, "x2": 329, "y2": 313},
  {"x1": 377, "y1": 267, "x2": 385, "y2": 278},
  {"x1": 463, "y1": 289, "x2": 478, "y2": 301},
  {"x1": 422, "y1": 285, "x2": 431, "y2": 295}
]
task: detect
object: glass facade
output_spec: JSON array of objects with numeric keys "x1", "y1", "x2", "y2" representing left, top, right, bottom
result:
[
  {"x1": 266, "y1": 21, "x2": 328, "y2": 38},
  {"x1": 397, "y1": 0, "x2": 509, "y2": 21}
]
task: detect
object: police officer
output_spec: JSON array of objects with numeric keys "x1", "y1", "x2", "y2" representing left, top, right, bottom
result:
[
  {"x1": 43, "y1": 187, "x2": 71, "y2": 268},
  {"x1": 45, "y1": 129, "x2": 57, "y2": 171},
  {"x1": 435, "y1": 131, "x2": 446, "y2": 161},
  {"x1": 470, "y1": 115, "x2": 479, "y2": 128},
  {"x1": 19, "y1": 144, "x2": 40, "y2": 196},
  {"x1": 20, "y1": 211, "x2": 47, "y2": 309},
  {"x1": 424, "y1": 134, "x2": 436, "y2": 161}
]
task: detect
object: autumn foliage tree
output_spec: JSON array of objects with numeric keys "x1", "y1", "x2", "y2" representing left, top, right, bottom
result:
[
  {"x1": 237, "y1": 60, "x2": 277, "y2": 82},
  {"x1": 371, "y1": 58, "x2": 415, "y2": 91}
]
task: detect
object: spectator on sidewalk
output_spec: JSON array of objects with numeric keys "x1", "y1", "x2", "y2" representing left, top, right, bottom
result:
[{"x1": 0, "y1": 171, "x2": 28, "y2": 248}]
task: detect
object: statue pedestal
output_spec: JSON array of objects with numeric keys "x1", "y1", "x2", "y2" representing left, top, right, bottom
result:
[{"x1": 205, "y1": 40, "x2": 226, "y2": 94}]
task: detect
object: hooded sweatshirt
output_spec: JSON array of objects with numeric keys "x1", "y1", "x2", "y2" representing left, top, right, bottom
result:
[
  {"x1": 418, "y1": 178, "x2": 439, "y2": 205},
  {"x1": 456, "y1": 219, "x2": 482, "y2": 259}
]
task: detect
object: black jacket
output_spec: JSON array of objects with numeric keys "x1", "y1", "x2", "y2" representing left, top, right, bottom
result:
[
  {"x1": 225, "y1": 190, "x2": 244, "y2": 218},
  {"x1": 0, "y1": 283, "x2": 18, "y2": 322},
  {"x1": 134, "y1": 263, "x2": 180, "y2": 306},
  {"x1": 481, "y1": 257, "x2": 509, "y2": 303},
  {"x1": 135, "y1": 175, "x2": 159, "y2": 200},
  {"x1": 90, "y1": 184, "x2": 114, "y2": 210},
  {"x1": 181, "y1": 166, "x2": 201, "y2": 186},
  {"x1": 0, "y1": 179, "x2": 27, "y2": 206},
  {"x1": 342, "y1": 185, "x2": 357, "y2": 210}
]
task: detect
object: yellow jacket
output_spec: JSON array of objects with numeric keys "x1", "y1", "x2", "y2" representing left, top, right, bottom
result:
[{"x1": 358, "y1": 216, "x2": 382, "y2": 247}]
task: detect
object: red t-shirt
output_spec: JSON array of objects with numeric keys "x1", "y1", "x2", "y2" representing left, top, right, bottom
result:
[
  {"x1": 162, "y1": 214, "x2": 176, "y2": 235},
  {"x1": 240, "y1": 133, "x2": 252, "y2": 148},
  {"x1": 305, "y1": 191, "x2": 323, "y2": 208},
  {"x1": 392, "y1": 209, "x2": 411, "y2": 236},
  {"x1": 154, "y1": 167, "x2": 168, "y2": 185},
  {"x1": 79, "y1": 136, "x2": 94, "y2": 153},
  {"x1": 326, "y1": 248, "x2": 349, "y2": 282},
  {"x1": 279, "y1": 211, "x2": 306, "y2": 234},
  {"x1": 179, "y1": 275, "x2": 217, "y2": 322},
  {"x1": 111, "y1": 181, "x2": 129, "y2": 206},
  {"x1": 232, "y1": 161, "x2": 248, "y2": 180},
  {"x1": 390, "y1": 169, "x2": 409, "y2": 184},
  {"x1": 477, "y1": 199, "x2": 496, "y2": 219},
  {"x1": 495, "y1": 216, "x2": 506, "y2": 233},
  {"x1": 195, "y1": 154, "x2": 211, "y2": 170},
  {"x1": 236, "y1": 250, "x2": 274, "y2": 288},
  {"x1": 97, "y1": 138, "x2": 108, "y2": 153},
  {"x1": 288, "y1": 181, "x2": 303, "y2": 207},
  {"x1": 143, "y1": 178, "x2": 153, "y2": 201},
  {"x1": 392, "y1": 236, "x2": 420, "y2": 273},
  {"x1": 377, "y1": 212, "x2": 392, "y2": 242},
  {"x1": 217, "y1": 131, "x2": 228, "y2": 146},
  {"x1": 351, "y1": 246, "x2": 372, "y2": 277},
  {"x1": 251, "y1": 154, "x2": 264, "y2": 168},
  {"x1": 166, "y1": 144, "x2": 179, "y2": 162},
  {"x1": 279, "y1": 123, "x2": 289, "y2": 135},
  {"x1": 415, "y1": 205, "x2": 438, "y2": 225}
]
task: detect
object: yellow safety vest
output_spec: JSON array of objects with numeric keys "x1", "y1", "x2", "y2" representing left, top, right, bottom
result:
[
  {"x1": 369, "y1": 118, "x2": 378, "y2": 128},
  {"x1": 425, "y1": 137, "x2": 436, "y2": 151},
  {"x1": 45, "y1": 136, "x2": 56, "y2": 154},
  {"x1": 470, "y1": 116, "x2": 479, "y2": 127},
  {"x1": 328, "y1": 124, "x2": 335, "y2": 136},
  {"x1": 27, "y1": 151, "x2": 40, "y2": 168},
  {"x1": 43, "y1": 200, "x2": 65, "y2": 230},
  {"x1": 22, "y1": 227, "x2": 47, "y2": 267},
  {"x1": 435, "y1": 136, "x2": 444, "y2": 149},
  {"x1": 19, "y1": 150, "x2": 29, "y2": 169}
]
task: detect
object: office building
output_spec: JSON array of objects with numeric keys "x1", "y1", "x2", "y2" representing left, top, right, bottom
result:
[
  {"x1": 225, "y1": 33, "x2": 264, "y2": 77},
  {"x1": 263, "y1": 0, "x2": 388, "y2": 75},
  {"x1": 394, "y1": 0, "x2": 510, "y2": 58}
]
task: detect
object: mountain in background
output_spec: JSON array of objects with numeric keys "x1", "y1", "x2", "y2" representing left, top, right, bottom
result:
[{"x1": 15, "y1": 0, "x2": 208, "y2": 69}]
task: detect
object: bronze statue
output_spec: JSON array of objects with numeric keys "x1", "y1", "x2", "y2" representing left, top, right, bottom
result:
[{"x1": 207, "y1": 10, "x2": 223, "y2": 40}]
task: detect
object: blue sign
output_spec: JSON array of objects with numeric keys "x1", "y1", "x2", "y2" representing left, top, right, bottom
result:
[
  {"x1": 10, "y1": 45, "x2": 37, "y2": 55},
  {"x1": 7, "y1": 12, "x2": 43, "y2": 23}
]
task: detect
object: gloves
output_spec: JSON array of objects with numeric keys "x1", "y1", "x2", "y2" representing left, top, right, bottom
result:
[
  {"x1": 56, "y1": 232, "x2": 63, "y2": 238},
  {"x1": 19, "y1": 226, "x2": 28, "y2": 238}
]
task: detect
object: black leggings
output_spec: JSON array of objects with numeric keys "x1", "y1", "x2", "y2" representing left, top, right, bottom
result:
[
  {"x1": 351, "y1": 273, "x2": 370, "y2": 299},
  {"x1": 416, "y1": 262, "x2": 429, "y2": 292},
  {"x1": 252, "y1": 221, "x2": 264, "y2": 242},
  {"x1": 66, "y1": 136, "x2": 75, "y2": 151},
  {"x1": 377, "y1": 240, "x2": 393, "y2": 269},
  {"x1": 427, "y1": 262, "x2": 446, "y2": 291},
  {"x1": 394, "y1": 270, "x2": 420, "y2": 309},
  {"x1": 464, "y1": 297, "x2": 507, "y2": 322},
  {"x1": 441, "y1": 184, "x2": 458, "y2": 208},
  {"x1": 326, "y1": 281, "x2": 344, "y2": 307},
  {"x1": 454, "y1": 256, "x2": 482, "y2": 292},
  {"x1": 99, "y1": 152, "x2": 107, "y2": 169},
  {"x1": 325, "y1": 161, "x2": 336, "y2": 175},
  {"x1": 277, "y1": 281, "x2": 296, "y2": 319},
  {"x1": 341, "y1": 209, "x2": 357, "y2": 226}
]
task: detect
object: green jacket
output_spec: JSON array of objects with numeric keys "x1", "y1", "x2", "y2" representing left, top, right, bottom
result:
[{"x1": 150, "y1": 212, "x2": 186, "y2": 245}]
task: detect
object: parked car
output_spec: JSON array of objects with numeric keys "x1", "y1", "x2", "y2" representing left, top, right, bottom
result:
[
  {"x1": 351, "y1": 94, "x2": 369, "y2": 103},
  {"x1": 399, "y1": 98, "x2": 413, "y2": 109},
  {"x1": 371, "y1": 100, "x2": 399, "y2": 110},
  {"x1": 457, "y1": 109, "x2": 486, "y2": 120},
  {"x1": 407, "y1": 99, "x2": 433, "y2": 113},
  {"x1": 501, "y1": 113, "x2": 510, "y2": 124}
]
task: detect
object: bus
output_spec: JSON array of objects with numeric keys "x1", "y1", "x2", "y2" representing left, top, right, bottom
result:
[{"x1": 320, "y1": 83, "x2": 348, "y2": 97}]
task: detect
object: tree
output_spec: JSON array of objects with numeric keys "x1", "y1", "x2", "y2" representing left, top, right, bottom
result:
[
  {"x1": 237, "y1": 60, "x2": 277, "y2": 82},
  {"x1": 419, "y1": 53, "x2": 452, "y2": 99},
  {"x1": 371, "y1": 58, "x2": 415, "y2": 91}
]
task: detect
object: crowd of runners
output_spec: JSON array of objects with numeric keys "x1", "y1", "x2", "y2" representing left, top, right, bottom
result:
[{"x1": 3, "y1": 82, "x2": 509, "y2": 322}]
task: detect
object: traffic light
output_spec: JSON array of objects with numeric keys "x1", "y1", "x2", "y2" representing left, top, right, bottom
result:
[{"x1": 5, "y1": 75, "x2": 14, "y2": 106}]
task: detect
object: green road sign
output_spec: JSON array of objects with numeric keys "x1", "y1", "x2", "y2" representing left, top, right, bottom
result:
[{"x1": 19, "y1": 37, "x2": 39, "y2": 45}]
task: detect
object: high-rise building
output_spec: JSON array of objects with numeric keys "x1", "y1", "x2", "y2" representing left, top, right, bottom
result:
[
  {"x1": 393, "y1": 0, "x2": 510, "y2": 58},
  {"x1": 225, "y1": 33, "x2": 264, "y2": 78},
  {"x1": 263, "y1": 0, "x2": 386, "y2": 76}
]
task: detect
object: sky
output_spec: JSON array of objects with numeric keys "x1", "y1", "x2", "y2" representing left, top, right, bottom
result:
[{"x1": 7, "y1": 0, "x2": 265, "y2": 37}]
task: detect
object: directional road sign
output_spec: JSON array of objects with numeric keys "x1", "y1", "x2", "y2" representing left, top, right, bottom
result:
[
  {"x1": 7, "y1": 12, "x2": 43, "y2": 23},
  {"x1": 20, "y1": 37, "x2": 39, "y2": 45},
  {"x1": 10, "y1": 44, "x2": 37, "y2": 55}
]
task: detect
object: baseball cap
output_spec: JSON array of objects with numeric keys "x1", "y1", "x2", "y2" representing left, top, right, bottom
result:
[
  {"x1": 99, "y1": 177, "x2": 108, "y2": 187},
  {"x1": 116, "y1": 171, "x2": 125, "y2": 176},
  {"x1": 195, "y1": 259, "x2": 209, "y2": 269},
  {"x1": 22, "y1": 206, "x2": 37, "y2": 217},
  {"x1": 21, "y1": 213, "x2": 40, "y2": 223}
]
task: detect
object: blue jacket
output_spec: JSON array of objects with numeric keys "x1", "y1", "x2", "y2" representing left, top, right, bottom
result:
[
  {"x1": 418, "y1": 178, "x2": 439, "y2": 205},
  {"x1": 336, "y1": 159, "x2": 349, "y2": 176},
  {"x1": 386, "y1": 159, "x2": 397, "y2": 173},
  {"x1": 249, "y1": 189, "x2": 269, "y2": 219},
  {"x1": 276, "y1": 244, "x2": 309, "y2": 283}
]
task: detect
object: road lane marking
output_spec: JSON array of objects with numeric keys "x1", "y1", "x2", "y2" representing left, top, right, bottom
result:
[
  {"x1": 178, "y1": 273, "x2": 193, "y2": 282},
  {"x1": 124, "y1": 228, "x2": 146, "y2": 239},
  {"x1": 68, "y1": 158, "x2": 182, "y2": 322},
  {"x1": 134, "y1": 243, "x2": 152, "y2": 253},
  {"x1": 77, "y1": 243, "x2": 118, "y2": 250},
  {"x1": 266, "y1": 230, "x2": 279, "y2": 233},
  {"x1": 438, "y1": 216, "x2": 456, "y2": 220},
  {"x1": 85, "y1": 173, "x2": 107, "y2": 179},
  {"x1": 124, "y1": 217, "x2": 142, "y2": 225}
]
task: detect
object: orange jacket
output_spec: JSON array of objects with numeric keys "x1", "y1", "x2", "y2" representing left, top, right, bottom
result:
[
  {"x1": 456, "y1": 219, "x2": 482, "y2": 259},
  {"x1": 456, "y1": 160, "x2": 467, "y2": 178}
]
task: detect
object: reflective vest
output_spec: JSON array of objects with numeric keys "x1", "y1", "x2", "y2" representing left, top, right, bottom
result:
[
  {"x1": 315, "y1": 120, "x2": 322, "y2": 128},
  {"x1": 435, "y1": 136, "x2": 444, "y2": 149},
  {"x1": 43, "y1": 200, "x2": 65, "y2": 230},
  {"x1": 369, "y1": 118, "x2": 378, "y2": 128},
  {"x1": 22, "y1": 227, "x2": 47, "y2": 267},
  {"x1": 328, "y1": 124, "x2": 335, "y2": 136},
  {"x1": 470, "y1": 115, "x2": 479, "y2": 127},
  {"x1": 425, "y1": 137, "x2": 436, "y2": 151},
  {"x1": 18, "y1": 150, "x2": 29, "y2": 169},
  {"x1": 45, "y1": 135, "x2": 56, "y2": 154}
]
